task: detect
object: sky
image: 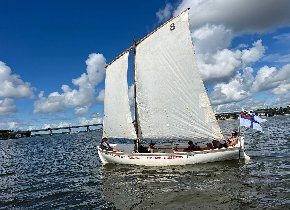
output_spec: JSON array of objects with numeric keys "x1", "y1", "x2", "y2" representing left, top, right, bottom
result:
[{"x1": 1, "y1": 0, "x2": 290, "y2": 130}]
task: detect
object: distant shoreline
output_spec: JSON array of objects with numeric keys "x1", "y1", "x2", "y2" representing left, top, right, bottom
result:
[{"x1": 215, "y1": 106, "x2": 290, "y2": 120}]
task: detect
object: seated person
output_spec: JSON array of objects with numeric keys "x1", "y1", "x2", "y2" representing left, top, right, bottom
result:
[
  {"x1": 100, "y1": 137, "x2": 113, "y2": 151},
  {"x1": 183, "y1": 140, "x2": 199, "y2": 152},
  {"x1": 228, "y1": 131, "x2": 239, "y2": 146},
  {"x1": 138, "y1": 144, "x2": 150, "y2": 153},
  {"x1": 223, "y1": 131, "x2": 239, "y2": 147},
  {"x1": 148, "y1": 143, "x2": 157, "y2": 153},
  {"x1": 173, "y1": 146, "x2": 179, "y2": 152},
  {"x1": 206, "y1": 143, "x2": 214, "y2": 150},
  {"x1": 212, "y1": 139, "x2": 222, "y2": 149}
]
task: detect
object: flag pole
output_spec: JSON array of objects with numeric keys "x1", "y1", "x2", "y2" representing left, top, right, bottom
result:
[{"x1": 238, "y1": 112, "x2": 241, "y2": 160}]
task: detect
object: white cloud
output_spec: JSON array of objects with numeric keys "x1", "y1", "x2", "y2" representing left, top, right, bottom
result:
[
  {"x1": 214, "y1": 98, "x2": 267, "y2": 113},
  {"x1": 251, "y1": 64, "x2": 290, "y2": 92},
  {"x1": 192, "y1": 24, "x2": 233, "y2": 55},
  {"x1": 198, "y1": 48, "x2": 242, "y2": 81},
  {"x1": 272, "y1": 83, "x2": 290, "y2": 95},
  {"x1": 0, "y1": 98, "x2": 17, "y2": 115},
  {"x1": 241, "y1": 40, "x2": 265, "y2": 64},
  {"x1": 210, "y1": 67, "x2": 255, "y2": 105},
  {"x1": 198, "y1": 40, "x2": 265, "y2": 81},
  {"x1": 79, "y1": 116, "x2": 102, "y2": 125},
  {"x1": 75, "y1": 106, "x2": 89, "y2": 116},
  {"x1": 7, "y1": 122, "x2": 18, "y2": 130},
  {"x1": 263, "y1": 53, "x2": 290, "y2": 63},
  {"x1": 57, "y1": 121, "x2": 70, "y2": 128},
  {"x1": 273, "y1": 33, "x2": 290, "y2": 42},
  {"x1": 33, "y1": 53, "x2": 106, "y2": 114},
  {"x1": 128, "y1": 84, "x2": 134, "y2": 107},
  {"x1": 156, "y1": 3, "x2": 174, "y2": 23},
  {"x1": 96, "y1": 89, "x2": 105, "y2": 103},
  {"x1": 211, "y1": 78, "x2": 251, "y2": 105},
  {"x1": 175, "y1": 0, "x2": 290, "y2": 34},
  {"x1": 0, "y1": 121, "x2": 18, "y2": 130},
  {"x1": 0, "y1": 61, "x2": 34, "y2": 98},
  {"x1": 33, "y1": 91, "x2": 65, "y2": 113}
]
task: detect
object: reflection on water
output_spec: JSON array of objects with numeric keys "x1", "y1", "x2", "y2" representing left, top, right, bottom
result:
[{"x1": 0, "y1": 116, "x2": 290, "y2": 209}]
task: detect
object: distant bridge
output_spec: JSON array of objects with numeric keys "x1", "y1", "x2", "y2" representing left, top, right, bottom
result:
[
  {"x1": 0, "y1": 124, "x2": 103, "y2": 140},
  {"x1": 30, "y1": 123, "x2": 103, "y2": 136}
]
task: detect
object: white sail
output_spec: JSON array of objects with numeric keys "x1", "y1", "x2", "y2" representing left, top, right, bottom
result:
[
  {"x1": 135, "y1": 10, "x2": 223, "y2": 140},
  {"x1": 103, "y1": 52, "x2": 137, "y2": 139}
]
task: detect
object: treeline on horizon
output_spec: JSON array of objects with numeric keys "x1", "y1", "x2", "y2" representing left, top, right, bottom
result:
[{"x1": 216, "y1": 105, "x2": 290, "y2": 120}]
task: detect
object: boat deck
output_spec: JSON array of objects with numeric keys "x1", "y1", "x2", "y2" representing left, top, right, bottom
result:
[{"x1": 110, "y1": 143, "x2": 239, "y2": 156}]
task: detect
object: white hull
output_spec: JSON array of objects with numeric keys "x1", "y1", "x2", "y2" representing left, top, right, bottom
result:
[{"x1": 98, "y1": 138, "x2": 250, "y2": 167}]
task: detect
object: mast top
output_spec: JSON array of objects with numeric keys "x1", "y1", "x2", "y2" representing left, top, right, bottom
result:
[{"x1": 105, "y1": 8, "x2": 190, "y2": 68}]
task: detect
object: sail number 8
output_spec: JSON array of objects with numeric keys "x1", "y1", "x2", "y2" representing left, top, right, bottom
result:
[{"x1": 170, "y1": 23, "x2": 175, "y2": 31}]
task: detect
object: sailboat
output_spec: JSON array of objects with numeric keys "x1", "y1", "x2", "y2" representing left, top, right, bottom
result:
[{"x1": 98, "y1": 8, "x2": 249, "y2": 166}]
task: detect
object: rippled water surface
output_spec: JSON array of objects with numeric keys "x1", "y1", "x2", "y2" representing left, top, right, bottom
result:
[{"x1": 1, "y1": 116, "x2": 290, "y2": 209}]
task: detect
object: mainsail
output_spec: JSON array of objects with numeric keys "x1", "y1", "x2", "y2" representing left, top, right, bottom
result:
[
  {"x1": 135, "y1": 10, "x2": 223, "y2": 140},
  {"x1": 103, "y1": 52, "x2": 137, "y2": 139}
]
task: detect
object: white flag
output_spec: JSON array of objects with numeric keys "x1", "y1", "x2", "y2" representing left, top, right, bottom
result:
[{"x1": 240, "y1": 111, "x2": 267, "y2": 132}]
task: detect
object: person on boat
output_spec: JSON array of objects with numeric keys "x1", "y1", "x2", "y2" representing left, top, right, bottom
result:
[
  {"x1": 223, "y1": 131, "x2": 239, "y2": 147},
  {"x1": 173, "y1": 146, "x2": 179, "y2": 152},
  {"x1": 137, "y1": 144, "x2": 150, "y2": 153},
  {"x1": 212, "y1": 139, "x2": 222, "y2": 149},
  {"x1": 148, "y1": 142, "x2": 156, "y2": 153},
  {"x1": 184, "y1": 140, "x2": 199, "y2": 152},
  {"x1": 228, "y1": 131, "x2": 239, "y2": 146},
  {"x1": 100, "y1": 137, "x2": 113, "y2": 151}
]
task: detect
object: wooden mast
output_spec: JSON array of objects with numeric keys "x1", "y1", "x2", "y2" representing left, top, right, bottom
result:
[{"x1": 133, "y1": 37, "x2": 141, "y2": 152}]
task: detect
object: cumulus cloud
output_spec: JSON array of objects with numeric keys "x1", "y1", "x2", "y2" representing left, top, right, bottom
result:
[
  {"x1": 241, "y1": 40, "x2": 265, "y2": 64},
  {"x1": 33, "y1": 53, "x2": 106, "y2": 114},
  {"x1": 192, "y1": 24, "x2": 233, "y2": 56},
  {"x1": 211, "y1": 63, "x2": 290, "y2": 105},
  {"x1": 211, "y1": 77, "x2": 251, "y2": 105},
  {"x1": 0, "y1": 98, "x2": 17, "y2": 115},
  {"x1": 252, "y1": 64, "x2": 290, "y2": 92},
  {"x1": 175, "y1": 0, "x2": 290, "y2": 34},
  {"x1": 198, "y1": 49, "x2": 242, "y2": 81},
  {"x1": 0, "y1": 61, "x2": 34, "y2": 98},
  {"x1": 198, "y1": 40, "x2": 265, "y2": 81},
  {"x1": 210, "y1": 67, "x2": 255, "y2": 105}
]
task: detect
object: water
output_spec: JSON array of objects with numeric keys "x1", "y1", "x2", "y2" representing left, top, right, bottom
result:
[{"x1": 0, "y1": 116, "x2": 290, "y2": 209}]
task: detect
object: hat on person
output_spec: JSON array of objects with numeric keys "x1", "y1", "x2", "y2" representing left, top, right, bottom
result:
[
  {"x1": 102, "y1": 137, "x2": 108, "y2": 141},
  {"x1": 232, "y1": 130, "x2": 238, "y2": 136}
]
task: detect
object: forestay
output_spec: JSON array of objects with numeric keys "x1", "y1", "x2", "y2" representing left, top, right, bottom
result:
[
  {"x1": 103, "y1": 52, "x2": 137, "y2": 139},
  {"x1": 135, "y1": 10, "x2": 223, "y2": 140}
]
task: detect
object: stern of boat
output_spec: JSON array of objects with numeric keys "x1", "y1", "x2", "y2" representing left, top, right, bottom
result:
[{"x1": 239, "y1": 136, "x2": 250, "y2": 160}]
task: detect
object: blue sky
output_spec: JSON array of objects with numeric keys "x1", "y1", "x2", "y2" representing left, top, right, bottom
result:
[{"x1": 1, "y1": 0, "x2": 290, "y2": 130}]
